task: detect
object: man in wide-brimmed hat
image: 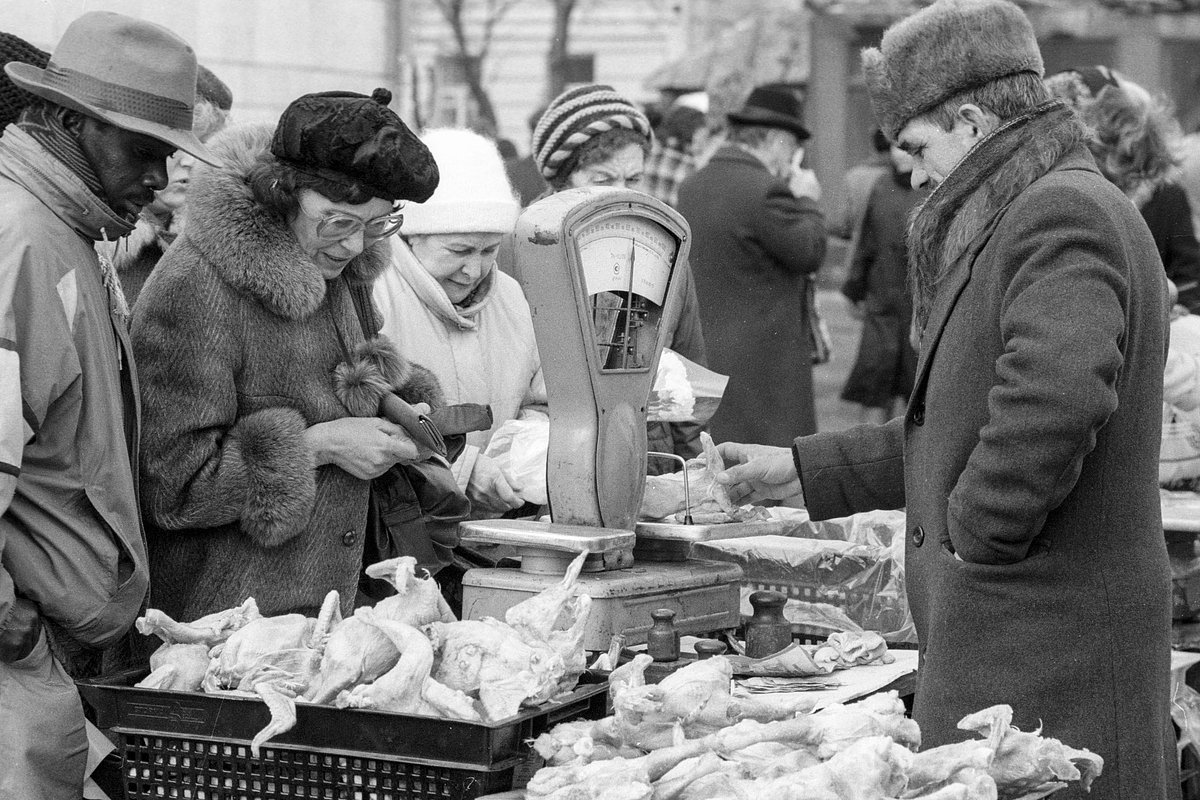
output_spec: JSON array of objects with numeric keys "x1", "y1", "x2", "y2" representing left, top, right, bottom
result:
[
  {"x1": 715, "y1": 0, "x2": 1177, "y2": 796},
  {"x1": 676, "y1": 83, "x2": 827, "y2": 447},
  {"x1": 0, "y1": 11, "x2": 214, "y2": 798}
]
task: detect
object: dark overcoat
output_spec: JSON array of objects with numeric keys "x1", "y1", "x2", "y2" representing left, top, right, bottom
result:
[
  {"x1": 840, "y1": 169, "x2": 925, "y2": 409},
  {"x1": 794, "y1": 105, "x2": 1178, "y2": 799},
  {"x1": 676, "y1": 145, "x2": 826, "y2": 446},
  {"x1": 131, "y1": 124, "x2": 441, "y2": 624}
]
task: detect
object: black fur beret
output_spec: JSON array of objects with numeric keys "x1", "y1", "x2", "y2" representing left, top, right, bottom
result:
[
  {"x1": 862, "y1": 0, "x2": 1043, "y2": 141},
  {"x1": 271, "y1": 88, "x2": 439, "y2": 202}
]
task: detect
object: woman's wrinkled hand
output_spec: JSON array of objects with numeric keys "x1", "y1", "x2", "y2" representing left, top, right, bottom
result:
[
  {"x1": 715, "y1": 441, "x2": 805, "y2": 506},
  {"x1": 304, "y1": 417, "x2": 422, "y2": 480},
  {"x1": 466, "y1": 453, "x2": 523, "y2": 515}
]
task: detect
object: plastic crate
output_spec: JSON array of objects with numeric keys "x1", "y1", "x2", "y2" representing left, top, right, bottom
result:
[{"x1": 78, "y1": 670, "x2": 607, "y2": 800}]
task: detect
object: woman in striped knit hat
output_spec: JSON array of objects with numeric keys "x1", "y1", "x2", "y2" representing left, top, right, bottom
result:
[{"x1": 530, "y1": 83, "x2": 710, "y2": 473}]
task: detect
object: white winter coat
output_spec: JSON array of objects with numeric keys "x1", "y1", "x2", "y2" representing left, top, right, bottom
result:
[{"x1": 374, "y1": 237, "x2": 546, "y2": 454}]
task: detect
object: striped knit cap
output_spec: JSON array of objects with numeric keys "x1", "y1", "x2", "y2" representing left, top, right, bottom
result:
[{"x1": 531, "y1": 83, "x2": 652, "y2": 183}]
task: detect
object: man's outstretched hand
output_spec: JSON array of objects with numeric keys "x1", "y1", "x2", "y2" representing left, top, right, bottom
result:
[{"x1": 715, "y1": 442, "x2": 805, "y2": 506}]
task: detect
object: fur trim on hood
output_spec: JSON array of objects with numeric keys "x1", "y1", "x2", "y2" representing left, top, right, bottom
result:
[
  {"x1": 908, "y1": 101, "x2": 1088, "y2": 329},
  {"x1": 180, "y1": 122, "x2": 391, "y2": 321}
]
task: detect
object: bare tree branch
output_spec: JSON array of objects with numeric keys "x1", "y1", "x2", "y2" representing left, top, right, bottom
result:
[{"x1": 428, "y1": 0, "x2": 522, "y2": 134}]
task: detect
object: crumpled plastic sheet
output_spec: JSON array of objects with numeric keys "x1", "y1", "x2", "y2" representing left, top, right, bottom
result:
[
  {"x1": 693, "y1": 509, "x2": 916, "y2": 644},
  {"x1": 1173, "y1": 677, "x2": 1200, "y2": 770}
]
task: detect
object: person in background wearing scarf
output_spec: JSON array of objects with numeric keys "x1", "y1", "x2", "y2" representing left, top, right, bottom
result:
[
  {"x1": 0, "y1": 12, "x2": 217, "y2": 799},
  {"x1": 715, "y1": 1, "x2": 1177, "y2": 796}
]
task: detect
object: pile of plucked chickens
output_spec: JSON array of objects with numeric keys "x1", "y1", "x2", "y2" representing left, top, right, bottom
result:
[
  {"x1": 134, "y1": 553, "x2": 592, "y2": 756},
  {"x1": 527, "y1": 655, "x2": 1103, "y2": 800}
]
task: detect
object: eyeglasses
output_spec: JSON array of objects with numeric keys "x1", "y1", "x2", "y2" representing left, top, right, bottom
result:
[{"x1": 299, "y1": 197, "x2": 405, "y2": 242}]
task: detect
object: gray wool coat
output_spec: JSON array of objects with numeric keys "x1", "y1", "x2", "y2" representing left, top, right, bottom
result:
[
  {"x1": 131, "y1": 123, "x2": 441, "y2": 624},
  {"x1": 795, "y1": 105, "x2": 1178, "y2": 799}
]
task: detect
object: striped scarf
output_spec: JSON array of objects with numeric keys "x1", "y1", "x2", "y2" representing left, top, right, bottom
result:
[{"x1": 17, "y1": 102, "x2": 104, "y2": 197}]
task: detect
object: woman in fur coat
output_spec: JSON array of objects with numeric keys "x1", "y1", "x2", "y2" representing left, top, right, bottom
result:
[{"x1": 130, "y1": 90, "x2": 441, "y2": 622}]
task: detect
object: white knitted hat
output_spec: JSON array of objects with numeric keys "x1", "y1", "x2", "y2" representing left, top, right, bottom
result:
[{"x1": 400, "y1": 128, "x2": 520, "y2": 235}]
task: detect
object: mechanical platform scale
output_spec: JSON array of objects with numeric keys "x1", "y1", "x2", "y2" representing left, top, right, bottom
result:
[{"x1": 460, "y1": 188, "x2": 747, "y2": 650}]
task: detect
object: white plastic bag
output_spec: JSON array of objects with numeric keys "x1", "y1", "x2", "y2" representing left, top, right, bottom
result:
[
  {"x1": 482, "y1": 411, "x2": 550, "y2": 506},
  {"x1": 648, "y1": 348, "x2": 728, "y2": 423},
  {"x1": 1161, "y1": 403, "x2": 1200, "y2": 485}
]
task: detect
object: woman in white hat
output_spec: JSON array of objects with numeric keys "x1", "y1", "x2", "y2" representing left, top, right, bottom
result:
[{"x1": 375, "y1": 128, "x2": 544, "y2": 525}]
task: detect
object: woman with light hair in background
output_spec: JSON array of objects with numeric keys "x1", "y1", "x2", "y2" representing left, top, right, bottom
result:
[{"x1": 1047, "y1": 65, "x2": 1200, "y2": 312}]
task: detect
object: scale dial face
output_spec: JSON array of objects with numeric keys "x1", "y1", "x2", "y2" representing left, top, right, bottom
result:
[{"x1": 575, "y1": 214, "x2": 679, "y2": 371}]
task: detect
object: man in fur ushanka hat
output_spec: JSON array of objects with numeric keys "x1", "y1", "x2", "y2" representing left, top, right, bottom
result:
[{"x1": 715, "y1": 1, "x2": 1178, "y2": 795}]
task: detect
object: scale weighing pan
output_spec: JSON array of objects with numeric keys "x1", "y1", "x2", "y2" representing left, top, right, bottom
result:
[
  {"x1": 460, "y1": 519, "x2": 635, "y2": 574},
  {"x1": 635, "y1": 517, "x2": 807, "y2": 561}
]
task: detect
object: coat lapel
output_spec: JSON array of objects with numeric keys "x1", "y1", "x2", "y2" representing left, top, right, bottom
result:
[
  {"x1": 906, "y1": 102, "x2": 1091, "y2": 398},
  {"x1": 910, "y1": 224, "x2": 995, "y2": 397}
]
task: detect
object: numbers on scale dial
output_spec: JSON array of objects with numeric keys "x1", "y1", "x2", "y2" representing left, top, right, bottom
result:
[
  {"x1": 577, "y1": 215, "x2": 678, "y2": 370},
  {"x1": 577, "y1": 216, "x2": 676, "y2": 303}
]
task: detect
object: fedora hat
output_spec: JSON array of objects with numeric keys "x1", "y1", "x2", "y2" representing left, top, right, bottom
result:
[
  {"x1": 727, "y1": 85, "x2": 810, "y2": 141},
  {"x1": 5, "y1": 11, "x2": 217, "y2": 165}
]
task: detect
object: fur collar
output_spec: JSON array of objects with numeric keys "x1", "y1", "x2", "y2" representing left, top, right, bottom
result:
[
  {"x1": 179, "y1": 123, "x2": 390, "y2": 321},
  {"x1": 113, "y1": 211, "x2": 176, "y2": 274},
  {"x1": 908, "y1": 101, "x2": 1089, "y2": 328}
]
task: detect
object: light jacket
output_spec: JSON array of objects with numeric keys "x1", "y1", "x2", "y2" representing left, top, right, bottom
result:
[
  {"x1": 375, "y1": 237, "x2": 547, "y2": 452},
  {"x1": 0, "y1": 125, "x2": 148, "y2": 652}
]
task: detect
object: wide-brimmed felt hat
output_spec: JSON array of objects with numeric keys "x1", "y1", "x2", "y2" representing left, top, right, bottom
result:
[
  {"x1": 727, "y1": 85, "x2": 810, "y2": 141},
  {"x1": 5, "y1": 11, "x2": 217, "y2": 165}
]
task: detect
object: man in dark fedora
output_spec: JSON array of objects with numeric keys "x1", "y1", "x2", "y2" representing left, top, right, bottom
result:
[
  {"x1": 0, "y1": 11, "x2": 216, "y2": 798},
  {"x1": 676, "y1": 83, "x2": 827, "y2": 447}
]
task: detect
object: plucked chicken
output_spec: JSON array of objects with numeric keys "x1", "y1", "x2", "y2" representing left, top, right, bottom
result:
[
  {"x1": 503, "y1": 551, "x2": 593, "y2": 698},
  {"x1": 425, "y1": 617, "x2": 563, "y2": 720},
  {"x1": 304, "y1": 557, "x2": 454, "y2": 705},
  {"x1": 367, "y1": 556, "x2": 457, "y2": 627},
  {"x1": 136, "y1": 597, "x2": 260, "y2": 647},
  {"x1": 304, "y1": 613, "x2": 401, "y2": 704},
  {"x1": 529, "y1": 687, "x2": 1103, "y2": 800},
  {"x1": 203, "y1": 591, "x2": 341, "y2": 756},
  {"x1": 135, "y1": 643, "x2": 210, "y2": 691},
  {"x1": 203, "y1": 592, "x2": 336, "y2": 692},
  {"x1": 335, "y1": 607, "x2": 479, "y2": 720}
]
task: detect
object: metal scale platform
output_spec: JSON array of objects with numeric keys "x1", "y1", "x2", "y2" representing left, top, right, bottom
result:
[{"x1": 460, "y1": 188, "x2": 742, "y2": 650}]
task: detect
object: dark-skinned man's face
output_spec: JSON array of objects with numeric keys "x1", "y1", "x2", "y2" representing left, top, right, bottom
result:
[{"x1": 67, "y1": 112, "x2": 176, "y2": 222}]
